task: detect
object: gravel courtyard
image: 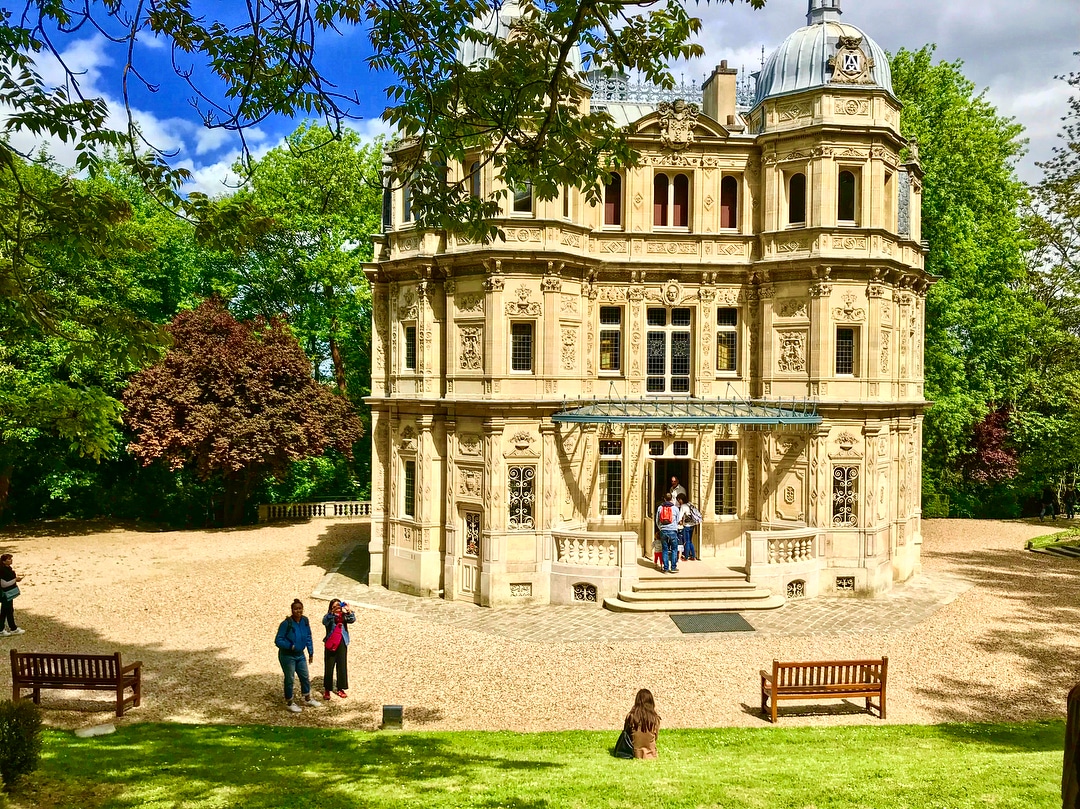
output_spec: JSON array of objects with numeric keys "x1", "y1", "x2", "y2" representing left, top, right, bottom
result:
[{"x1": 0, "y1": 518, "x2": 1075, "y2": 732}]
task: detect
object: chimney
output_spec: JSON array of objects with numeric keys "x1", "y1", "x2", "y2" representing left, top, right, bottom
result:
[{"x1": 702, "y1": 60, "x2": 739, "y2": 127}]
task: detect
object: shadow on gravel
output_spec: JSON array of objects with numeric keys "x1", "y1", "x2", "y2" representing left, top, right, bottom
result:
[
  {"x1": 915, "y1": 543, "x2": 1079, "y2": 722},
  {"x1": 305, "y1": 521, "x2": 370, "y2": 576},
  {"x1": 739, "y1": 700, "x2": 872, "y2": 723},
  {"x1": 0, "y1": 516, "x2": 321, "y2": 540}
]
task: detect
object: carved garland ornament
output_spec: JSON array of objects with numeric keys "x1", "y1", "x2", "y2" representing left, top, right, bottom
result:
[
  {"x1": 777, "y1": 332, "x2": 806, "y2": 373},
  {"x1": 459, "y1": 326, "x2": 482, "y2": 370},
  {"x1": 505, "y1": 285, "x2": 542, "y2": 316}
]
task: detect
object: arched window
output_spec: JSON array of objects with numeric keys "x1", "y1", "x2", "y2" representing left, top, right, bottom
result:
[
  {"x1": 788, "y1": 172, "x2": 806, "y2": 225},
  {"x1": 673, "y1": 174, "x2": 689, "y2": 227},
  {"x1": 720, "y1": 176, "x2": 738, "y2": 229},
  {"x1": 653, "y1": 174, "x2": 669, "y2": 226},
  {"x1": 838, "y1": 170, "x2": 856, "y2": 222},
  {"x1": 654, "y1": 172, "x2": 691, "y2": 228},
  {"x1": 604, "y1": 173, "x2": 622, "y2": 226},
  {"x1": 470, "y1": 162, "x2": 481, "y2": 198}
]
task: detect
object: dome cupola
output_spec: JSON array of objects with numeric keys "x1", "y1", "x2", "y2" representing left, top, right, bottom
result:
[{"x1": 752, "y1": 0, "x2": 893, "y2": 108}]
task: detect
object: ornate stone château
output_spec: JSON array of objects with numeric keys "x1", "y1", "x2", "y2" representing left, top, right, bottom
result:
[{"x1": 366, "y1": 0, "x2": 929, "y2": 609}]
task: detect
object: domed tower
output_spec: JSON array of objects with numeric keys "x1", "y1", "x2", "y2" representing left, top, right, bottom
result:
[{"x1": 742, "y1": 0, "x2": 929, "y2": 594}]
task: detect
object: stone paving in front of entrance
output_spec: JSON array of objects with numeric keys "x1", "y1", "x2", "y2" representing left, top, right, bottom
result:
[{"x1": 312, "y1": 554, "x2": 973, "y2": 642}]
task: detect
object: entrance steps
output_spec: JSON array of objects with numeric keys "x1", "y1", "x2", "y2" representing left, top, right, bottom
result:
[{"x1": 603, "y1": 558, "x2": 784, "y2": 613}]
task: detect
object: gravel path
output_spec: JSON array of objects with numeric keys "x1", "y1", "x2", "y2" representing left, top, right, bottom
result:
[{"x1": 0, "y1": 518, "x2": 1075, "y2": 732}]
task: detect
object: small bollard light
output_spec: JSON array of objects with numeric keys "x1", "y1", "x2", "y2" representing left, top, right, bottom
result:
[{"x1": 382, "y1": 704, "x2": 403, "y2": 729}]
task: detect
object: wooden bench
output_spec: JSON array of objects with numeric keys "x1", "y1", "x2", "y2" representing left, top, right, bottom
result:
[
  {"x1": 11, "y1": 650, "x2": 142, "y2": 717},
  {"x1": 760, "y1": 657, "x2": 887, "y2": 723}
]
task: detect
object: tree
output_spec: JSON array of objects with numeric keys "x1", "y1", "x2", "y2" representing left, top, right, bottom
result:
[
  {"x1": 123, "y1": 298, "x2": 363, "y2": 525},
  {"x1": 2, "y1": 1, "x2": 764, "y2": 241}
]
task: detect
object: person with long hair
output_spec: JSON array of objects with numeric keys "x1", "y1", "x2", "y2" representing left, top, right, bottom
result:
[
  {"x1": 623, "y1": 688, "x2": 661, "y2": 759},
  {"x1": 321, "y1": 598, "x2": 356, "y2": 700}
]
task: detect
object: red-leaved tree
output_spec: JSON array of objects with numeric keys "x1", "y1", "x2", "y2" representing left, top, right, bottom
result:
[{"x1": 123, "y1": 298, "x2": 363, "y2": 525}]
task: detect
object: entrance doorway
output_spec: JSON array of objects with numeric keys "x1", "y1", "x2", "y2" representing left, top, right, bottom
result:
[{"x1": 641, "y1": 458, "x2": 690, "y2": 556}]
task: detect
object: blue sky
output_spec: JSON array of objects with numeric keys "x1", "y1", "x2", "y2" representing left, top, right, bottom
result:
[{"x1": 7, "y1": 0, "x2": 1076, "y2": 193}]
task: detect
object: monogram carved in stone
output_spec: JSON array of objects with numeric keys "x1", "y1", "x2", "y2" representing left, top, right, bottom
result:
[
  {"x1": 657, "y1": 99, "x2": 700, "y2": 151},
  {"x1": 777, "y1": 331, "x2": 806, "y2": 373},
  {"x1": 459, "y1": 434, "x2": 481, "y2": 456},
  {"x1": 457, "y1": 294, "x2": 484, "y2": 313},
  {"x1": 460, "y1": 326, "x2": 482, "y2": 370},
  {"x1": 505, "y1": 285, "x2": 542, "y2": 316},
  {"x1": 777, "y1": 299, "x2": 808, "y2": 318},
  {"x1": 828, "y1": 35, "x2": 875, "y2": 85}
]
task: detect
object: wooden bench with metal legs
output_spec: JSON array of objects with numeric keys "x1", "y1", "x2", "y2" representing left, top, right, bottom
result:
[
  {"x1": 760, "y1": 657, "x2": 887, "y2": 723},
  {"x1": 11, "y1": 650, "x2": 142, "y2": 717}
]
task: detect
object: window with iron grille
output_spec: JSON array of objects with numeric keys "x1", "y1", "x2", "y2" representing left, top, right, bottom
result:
[
  {"x1": 404, "y1": 325, "x2": 417, "y2": 371},
  {"x1": 715, "y1": 441, "x2": 737, "y2": 515},
  {"x1": 599, "y1": 307, "x2": 622, "y2": 373},
  {"x1": 716, "y1": 308, "x2": 738, "y2": 373},
  {"x1": 599, "y1": 441, "x2": 623, "y2": 516},
  {"x1": 832, "y1": 466, "x2": 858, "y2": 526},
  {"x1": 464, "y1": 511, "x2": 481, "y2": 557},
  {"x1": 836, "y1": 327, "x2": 856, "y2": 375},
  {"x1": 646, "y1": 307, "x2": 692, "y2": 393},
  {"x1": 511, "y1": 322, "x2": 533, "y2": 372},
  {"x1": 404, "y1": 460, "x2": 416, "y2": 517},
  {"x1": 508, "y1": 466, "x2": 535, "y2": 529},
  {"x1": 648, "y1": 440, "x2": 664, "y2": 456}
]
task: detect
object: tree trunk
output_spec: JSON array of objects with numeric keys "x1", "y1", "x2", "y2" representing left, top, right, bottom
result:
[
  {"x1": 1066, "y1": 682, "x2": 1080, "y2": 809},
  {"x1": 324, "y1": 283, "x2": 348, "y2": 394},
  {"x1": 0, "y1": 463, "x2": 13, "y2": 518},
  {"x1": 222, "y1": 474, "x2": 253, "y2": 527}
]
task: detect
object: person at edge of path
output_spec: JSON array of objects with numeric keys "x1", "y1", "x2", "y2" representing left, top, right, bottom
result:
[
  {"x1": 623, "y1": 688, "x2": 661, "y2": 759},
  {"x1": 668, "y1": 476, "x2": 687, "y2": 503},
  {"x1": 321, "y1": 598, "x2": 356, "y2": 700},
  {"x1": 1040, "y1": 487, "x2": 1058, "y2": 521},
  {"x1": 654, "y1": 493, "x2": 682, "y2": 573},
  {"x1": 676, "y1": 493, "x2": 700, "y2": 561},
  {"x1": 1065, "y1": 488, "x2": 1077, "y2": 520},
  {"x1": 0, "y1": 553, "x2": 25, "y2": 637},
  {"x1": 275, "y1": 599, "x2": 321, "y2": 713}
]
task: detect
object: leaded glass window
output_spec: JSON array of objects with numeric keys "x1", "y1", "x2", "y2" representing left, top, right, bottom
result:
[
  {"x1": 404, "y1": 325, "x2": 417, "y2": 371},
  {"x1": 599, "y1": 441, "x2": 622, "y2": 516},
  {"x1": 836, "y1": 327, "x2": 855, "y2": 375},
  {"x1": 508, "y1": 466, "x2": 535, "y2": 529},
  {"x1": 832, "y1": 466, "x2": 858, "y2": 527},
  {"x1": 464, "y1": 511, "x2": 481, "y2": 557},
  {"x1": 648, "y1": 440, "x2": 664, "y2": 456},
  {"x1": 646, "y1": 307, "x2": 692, "y2": 393},
  {"x1": 404, "y1": 460, "x2": 416, "y2": 517},
  {"x1": 717, "y1": 308, "x2": 737, "y2": 373},
  {"x1": 599, "y1": 307, "x2": 622, "y2": 373},
  {"x1": 715, "y1": 441, "x2": 737, "y2": 516},
  {"x1": 511, "y1": 322, "x2": 533, "y2": 372}
]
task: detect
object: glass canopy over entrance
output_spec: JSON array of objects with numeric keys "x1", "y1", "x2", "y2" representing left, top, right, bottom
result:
[{"x1": 551, "y1": 398, "x2": 822, "y2": 431}]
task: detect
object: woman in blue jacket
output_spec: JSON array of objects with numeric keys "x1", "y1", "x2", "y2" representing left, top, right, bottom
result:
[
  {"x1": 321, "y1": 598, "x2": 357, "y2": 699},
  {"x1": 274, "y1": 599, "x2": 321, "y2": 713}
]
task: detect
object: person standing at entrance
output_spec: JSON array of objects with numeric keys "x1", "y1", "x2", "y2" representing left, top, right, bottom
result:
[
  {"x1": 676, "y1": 493, "x2": 700, "y2": 561},
  {"x1": 668, "y1": 476, "x2": 687, "y2": 502},
  {"x1": 654, "y1": 494, "x2": 682, "y2": 573}
]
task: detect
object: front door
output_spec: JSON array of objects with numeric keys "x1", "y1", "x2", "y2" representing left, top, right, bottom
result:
[{"x1": 457, "y1": 509, "x2": 482, "y2": 603}]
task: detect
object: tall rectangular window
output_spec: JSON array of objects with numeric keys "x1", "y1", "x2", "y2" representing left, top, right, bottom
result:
[
  {"x1": 832, "y1": 466, "x2": 858, "y2": 527},
  {"x1": 788, "y1": 172, "x2": 806, "y2": 226},
  {"x1": 599, "y1": 440, "x2": 622, "y2": 516},
  {"x1": 604, "y1": 173, "x2": 622, "y2": 227},
  {"x1": 716, "y1": 308, "x2": 738, "y2": 373},
  {"x1": 646, "y1": 307, "x2": 692, "y2": 393},
  {"x1": 720, "y1": 175, "x2": 739, "y2": 230},
  {"x1": 836, "y1": 327, "x2": 856, "y2": 375},
  {"x1": 714, "y1": 441, "x2": 737, "y2": 516},
  {"x1": 838, "y1": 169, "x2": 858, "y2": 224},
  {"x1": 508, "y1": 466, "x2": 535, "y2": 529},
  {"x1": 511, "y1": 322, "x2": 534, "y2": 372},
  {"x1": 404, "y1": 460, "x2": 416, "y2": 517},
  {"x1": 599, "y1": 306, "x2": 622, "y2": 373},
  {"x1": 512, "y1": 182, "x2": 533, "y2": 215},
  {"x1": 404, "y1": 325, "x2": 417, "y2": 370}
]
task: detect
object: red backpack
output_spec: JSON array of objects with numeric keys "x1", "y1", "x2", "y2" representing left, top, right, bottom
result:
[{"x1": 659, "y1": 504, "x2": 673, "y2": 524}]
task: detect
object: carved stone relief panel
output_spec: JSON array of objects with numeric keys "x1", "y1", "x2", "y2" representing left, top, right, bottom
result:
[
  {"x1": 458, "y1": 433, "x2": 482, "y2": 457},
  {"x1": 561, "y1": 327, "x2": 577, "y2": 370},
  {"x1": 457, "y1": 294, "x2": 484, "y2": 314},
  {"x1": 459, "y1": 326, "x2": 483, "y2": 370},
  {"x1": 776, "y1": 299, "x2": 808, "y2": 318},
  {"x1": 880, "y1": 330, "x2": 891, "y2": 373},
  {"x1": 458, "y1": 467, "x2": 483, "y2": 499},
  {"x1": 775, "y1": 470, "x2": 805, "y2": 523},
  {"x1": 833, "y1": 292, "x2": 866, "y2": 322},
  {"x1": 505, "y1": 285, "x2": 542, "y2": 316},
  {"x1": 776, "y1": 331, "x2": 807, "y2": 373}
]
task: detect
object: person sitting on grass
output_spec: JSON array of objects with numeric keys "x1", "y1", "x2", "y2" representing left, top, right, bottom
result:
[{"x1": 623, "y1": 688, "x2": 661, "y2": 759}]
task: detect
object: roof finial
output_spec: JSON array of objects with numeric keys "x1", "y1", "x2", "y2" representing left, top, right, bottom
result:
[{"x1": 806, "y1": 0, "x2": 842, "y2": 25}]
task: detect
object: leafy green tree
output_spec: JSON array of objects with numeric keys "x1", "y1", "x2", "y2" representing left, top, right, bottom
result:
[
  {"x1": 891, "y1": 47, "x2": 1043, "y2": 513},
  {"x1": 123, "y1": 298, "x2": 363, "y2": 526}
]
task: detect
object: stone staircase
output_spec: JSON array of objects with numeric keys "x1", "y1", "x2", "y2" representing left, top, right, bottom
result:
[{"x1": 603, "y1": 559, "x2": 785, "y2": 613}]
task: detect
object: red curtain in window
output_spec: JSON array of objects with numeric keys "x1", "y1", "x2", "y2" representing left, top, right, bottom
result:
[
  {"x1": 673, "y1": 174, "x2": 689, "y2": 227},
  {"x1": 605, "y1": 174, "x2": 622, "y2": 226},
  {"x1": 653, "y1": 174, "x2": 668, "y2": 226},
  {"x1": 720, "y1": 176, "x2": 738, "y2": 229}
]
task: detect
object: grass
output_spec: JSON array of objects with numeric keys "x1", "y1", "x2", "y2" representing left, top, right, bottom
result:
[
  {"x1": 1025, "y1": 526, "x2": 1080, "y2": 550},
  {"x1": 9, "y1": 720, "x2": 1065, "y2": 809}
]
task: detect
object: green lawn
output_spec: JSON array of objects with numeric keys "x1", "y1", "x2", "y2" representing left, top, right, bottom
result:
[
  {"x1": 10, "y1": 721, "x2": 1064, "y2": 809},
  {"x1": 1026, "y1": 527, "x2": 1080, "y2": 550}
]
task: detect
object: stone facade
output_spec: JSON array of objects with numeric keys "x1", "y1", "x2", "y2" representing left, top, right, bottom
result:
[{"x1": 366, "y1": 4, "x2": 929, "y2": 607}]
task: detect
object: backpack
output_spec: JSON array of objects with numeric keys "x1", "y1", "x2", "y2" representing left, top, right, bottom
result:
[
  {"x1": 685, "y1": 503, "x2": 703, "y2": 525},
  {"x1": 659, "y1": 504, "x2": 673, "y2": 524}
]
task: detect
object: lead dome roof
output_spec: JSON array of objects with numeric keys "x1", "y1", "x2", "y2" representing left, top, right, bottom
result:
[{"x1": 753, "y1": 2, "x2": 893, "y2": 108}]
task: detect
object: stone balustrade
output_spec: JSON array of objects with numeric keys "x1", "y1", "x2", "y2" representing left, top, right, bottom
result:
[
  {"x1": 766, "y1": 533, "x2": 816, "y2": 564},
  {"x1": 553, "y1": 531, "x2": 622, "y2": 567},
  {"x1": 258, "y1": 501, "x2": 371, "y2": 522}
]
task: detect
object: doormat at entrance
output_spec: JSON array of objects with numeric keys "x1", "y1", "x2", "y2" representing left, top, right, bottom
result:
[{"x1": 670, "y1": 613, "x2": 755, "y2": 634}]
